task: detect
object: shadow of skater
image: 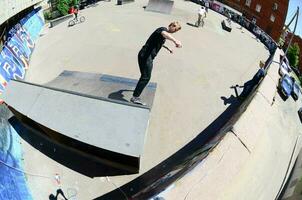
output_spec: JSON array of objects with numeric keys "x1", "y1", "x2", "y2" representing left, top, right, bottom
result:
[
  {"x1": 49, "y1": 189, "x2": 68, "y2": 200},
  {"x1": 108, "y1": 89, "x2": 133, "y2": 102},
  {"x1": 221, "y1": 95, "x2": 238, "y2": 105}
]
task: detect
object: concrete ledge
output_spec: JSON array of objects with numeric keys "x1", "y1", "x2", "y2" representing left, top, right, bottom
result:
[
  {"x1": 1, "y1": 79, "x2": 154, "y2": 176},
  {"x1": 49, "y1": 14, "x2": 73, "y2": 28},
  {"x1": 267, "y1": 61, "x2": 280, "y2": 85},
  {"x1": 232, "y1": 92, "x2": 269, "y2": 152},
  {"x1": 257, "y1": 73, "x2": 277, "y2": 105},
  {"x1": 157, "y1": 49, "x2": 302, "y2": 200},
  {"x1": 145, "y1": 0, "x2": 174, "y2": 14},
  {"x1": 162, "y1": 132, "x2": 250, "y2": 200},
  {"x1": 163, "y1": 90, "x2": 300, "y2": 199}
]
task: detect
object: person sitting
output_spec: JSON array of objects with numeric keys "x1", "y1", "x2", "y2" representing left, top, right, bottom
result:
[{"x1": 239, "y1": 61, "x2": 265, "y2": 99}]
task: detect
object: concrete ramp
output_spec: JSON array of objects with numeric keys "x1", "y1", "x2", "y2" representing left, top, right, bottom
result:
[
  {"x1": 46, "y1": 70, "x2": 157, "y2": 109},
  {"x1": 1, "y1": 75, "x2": 157, "y2": 176},
  {"x1": 145, "y1": 0, "x2": 174, "y2": 14}
]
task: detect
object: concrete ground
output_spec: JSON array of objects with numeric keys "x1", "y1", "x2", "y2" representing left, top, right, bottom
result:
[
  {"x1": 21, "y1": 0, "x2": 269, "y2": 199},
  {"x1": 157, "y1": 49, "x2": 302, "y2": 200}
]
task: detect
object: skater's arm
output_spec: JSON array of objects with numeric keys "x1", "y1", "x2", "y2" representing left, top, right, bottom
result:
[
  {"x1": 161, "y1": 31, "x2": 182, "y2": 48},
  {"x1": 163, "y1": 45, "x2": 173, "y2": 53}
]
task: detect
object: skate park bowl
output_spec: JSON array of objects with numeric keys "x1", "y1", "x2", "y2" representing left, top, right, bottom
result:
[
  {"x1": 1, "y1": 72, "x2": 157, "y2": 176},
  {"x1": 1, "y1": 0, "x2": 301, "y2": 199},
  {"x1": 145, "y1": 0, "x2": 174, "y2": 14}
]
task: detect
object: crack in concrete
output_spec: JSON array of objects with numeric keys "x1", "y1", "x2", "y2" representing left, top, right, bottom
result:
[{"x1": 230, "y1": 129, "x2": 251, "y2": 154}]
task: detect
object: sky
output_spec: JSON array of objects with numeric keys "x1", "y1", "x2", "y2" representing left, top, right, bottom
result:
[{"x1": 285, "y1": 0, "x2": 302, "y2": 37}]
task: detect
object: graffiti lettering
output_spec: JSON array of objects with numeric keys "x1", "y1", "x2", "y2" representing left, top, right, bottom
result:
[{"x1": 0, "y1": 8, "x2": 44, "y2": 93}]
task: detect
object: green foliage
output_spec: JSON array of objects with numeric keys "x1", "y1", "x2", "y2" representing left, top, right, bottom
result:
[
  {"x1": 298, "y1": 75, "x2": 302, "y2": 88},
  {"x1": 287, "y1": 43, "x2": 300, "y2": 68},
  {"x1": 57, "y1": 0, "x2": 72, "y2": 16},
  {"x1": 43, "y1": 11, "x2": 52, "y2": 20},
  {"x1": 72, "y1": 0, "x2": 79, "y2": 6},
  {"x1": 56, "y1": 0, "x2": 79, "y2": 16}
]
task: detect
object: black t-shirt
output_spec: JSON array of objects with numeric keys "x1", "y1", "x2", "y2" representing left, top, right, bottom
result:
[{"x1": 142, "y1": 27, "x2": 168, "y2": 59}]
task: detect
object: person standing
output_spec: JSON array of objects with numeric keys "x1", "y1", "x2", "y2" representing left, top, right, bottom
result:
[
  {"x1": 205, "y1": 0, "x2": 210, "y2": 16},
  {"x1": 131, "y1": 22, "x2": 182, "y2": 105},
  {"x1": 196, "y1": 6, "x2": 206, "y2": 27}
]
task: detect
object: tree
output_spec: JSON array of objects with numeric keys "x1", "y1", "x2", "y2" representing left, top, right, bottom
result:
[
  {"x1": 57, "y1": 0, "x2": 78, "y2": 16},
  {"x1": 57, "y1": 0, "x2": 72, "y2": 16},
  {"x1": 287, "y1": 42, "x2": 300, "y2": 68},
  {"x1": 72, "y1": 0, "x2": 79, "y2": 6}
]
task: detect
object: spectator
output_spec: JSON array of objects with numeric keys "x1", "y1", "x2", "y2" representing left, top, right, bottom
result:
[
  {"x1": 205, "y1": 0, "x2": 210, "y2": 14},
  {"x1": 196, "y1": 6, "x2": 206, "y2": 27},
  {"x1": 239, "y1": 61, "x2": 265, "y2": 99}
]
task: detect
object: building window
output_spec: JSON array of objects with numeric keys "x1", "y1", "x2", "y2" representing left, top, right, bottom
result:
[
  {"x1": 270, "y1": 14, "x2": 275, "y2": 22},
  {"x1": 273, "y1": 3, "x2": 278, "y2": 11},
  {"x1": 255, "y1": 4, "x2": 261, "y2": 12},
  {"x1": 245, "y1": 0, "x2": 251, "y2": 7}
]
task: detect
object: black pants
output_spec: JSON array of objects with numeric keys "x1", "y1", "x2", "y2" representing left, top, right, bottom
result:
[{"x1": 133, "y1": 50, "x2": 153, "y2": 97}]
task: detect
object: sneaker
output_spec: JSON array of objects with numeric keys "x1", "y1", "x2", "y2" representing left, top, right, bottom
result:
[{"x1": 130, "y1": 97, "x2": 147, "y2": 106}]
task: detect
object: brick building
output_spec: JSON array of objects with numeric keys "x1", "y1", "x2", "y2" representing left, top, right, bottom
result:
[{"x1": 216, "y1": 0, "x2": 289, "y2": 41}]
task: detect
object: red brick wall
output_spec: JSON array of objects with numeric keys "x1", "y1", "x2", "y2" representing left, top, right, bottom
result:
[{"x1": 218, "y1": 0, "x2": 289, "y2": 41}]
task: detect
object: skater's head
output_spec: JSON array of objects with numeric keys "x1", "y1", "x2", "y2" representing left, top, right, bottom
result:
[{"x1": 168, "y1": 21, "x2": 181, "y2": 33}]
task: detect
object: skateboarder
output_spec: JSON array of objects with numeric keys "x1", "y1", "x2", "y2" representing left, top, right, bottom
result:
[{"x1": 131, "y1": 22, "x2": 182, "y2": 105}]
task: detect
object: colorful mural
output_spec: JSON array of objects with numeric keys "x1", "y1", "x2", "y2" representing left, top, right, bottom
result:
[
  {"x1": 0, "y1": 7, "x2": 45, "y2": 199},
  {"x1": 0, "y1": 8, "x2": 44, "y2": 93},
  {"x1": 0, "y1": 106, "x2": 32, "y2": 200}
]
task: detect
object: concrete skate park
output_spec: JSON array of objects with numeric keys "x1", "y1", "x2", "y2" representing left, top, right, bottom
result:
[{"x1": 1, "y1": 0, "x2": 302, "y2": 199}]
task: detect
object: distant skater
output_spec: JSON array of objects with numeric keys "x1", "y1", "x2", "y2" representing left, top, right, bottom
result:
[
  {"x1": 205, "y1": 0, "x2": 210, "y2": 16},
  {"x1": 196, "y1": 6, "x2": 206, "y2": 27},
  {"x1": 131, "y1": 22, "x2": 182, "y2": 105}
]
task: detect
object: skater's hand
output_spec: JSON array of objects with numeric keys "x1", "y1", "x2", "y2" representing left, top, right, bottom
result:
[{"x1": 175, "y1": 40, "x2": 182, "y2": 48}]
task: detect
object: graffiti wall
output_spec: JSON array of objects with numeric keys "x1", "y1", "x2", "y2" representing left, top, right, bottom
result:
[
  {"x1": 0, "y1": 105, "x2": 33, "y2": 200},
  {"x1": 0, "y1": 8, "x2": 44, "y2": 93}
]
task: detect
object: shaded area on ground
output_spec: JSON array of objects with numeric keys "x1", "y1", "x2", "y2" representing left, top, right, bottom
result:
[{"x1": 9, "y1": 115, "x2": 136, "y2": 177}]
